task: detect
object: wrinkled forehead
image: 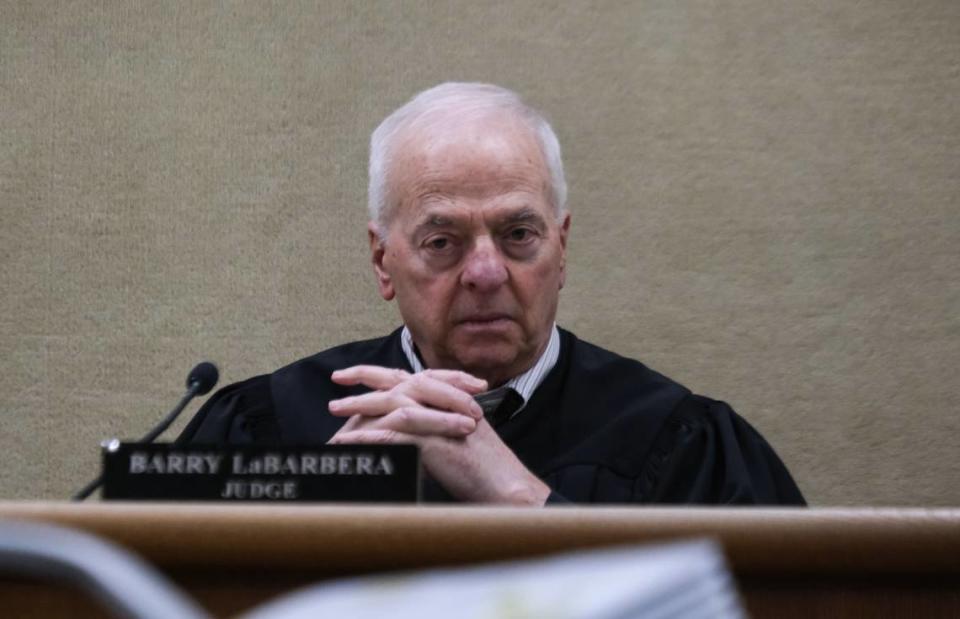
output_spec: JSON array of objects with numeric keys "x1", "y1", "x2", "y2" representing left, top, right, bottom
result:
[{"x1": 385, "y1": 112, "x2": 550, "y2": 214}]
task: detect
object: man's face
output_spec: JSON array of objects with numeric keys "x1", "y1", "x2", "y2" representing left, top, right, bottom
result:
[{"x1": 370, "y1": 114, "x2": 570, "y2": 386}]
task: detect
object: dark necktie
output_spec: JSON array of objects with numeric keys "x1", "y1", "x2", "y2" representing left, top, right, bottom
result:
[{"x1": 474, "y1": 387, "x2": 524, "y2": 427}]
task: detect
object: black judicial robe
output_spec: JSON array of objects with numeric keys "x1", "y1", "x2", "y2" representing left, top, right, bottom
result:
[{"x1": 179, "y1": 328, "x2": 805, "y2": 505}]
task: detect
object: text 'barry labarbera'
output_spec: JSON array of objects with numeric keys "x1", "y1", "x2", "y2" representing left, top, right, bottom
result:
[{"x1": 127, "y1": 451, "x2": 397, "y2": 476}]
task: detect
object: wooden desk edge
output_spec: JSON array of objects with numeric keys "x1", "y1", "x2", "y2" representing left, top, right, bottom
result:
[{"x1": 2, "y1": 502, "x2": 958, "y2": 577}]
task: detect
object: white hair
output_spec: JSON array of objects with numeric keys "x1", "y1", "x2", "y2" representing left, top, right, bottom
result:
[{"x1": 368, "y1": 82, "x2": 567, "y2": 230}]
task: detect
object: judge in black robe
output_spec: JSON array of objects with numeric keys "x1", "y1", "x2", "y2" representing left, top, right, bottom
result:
[
  {"x1": 180, "y1": 327, "x2": 805, "y2": 505},
  {"x1": 182, "y1": 83, "x2": 805, "y2": 506}
]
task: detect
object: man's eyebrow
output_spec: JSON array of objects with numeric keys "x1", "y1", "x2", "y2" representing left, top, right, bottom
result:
[
  {"x1": 415, "y1": 213, "x2": 456, "y2": 228},
  {"x1": 409, "y1": 213, "x2": 460, "y2": 240},
  {"x1": 412, "y1": 207, "x2": 546, "y2": 232},
  {"x1": 502, "y1": 207, "x2": 547, "y2": 226}
]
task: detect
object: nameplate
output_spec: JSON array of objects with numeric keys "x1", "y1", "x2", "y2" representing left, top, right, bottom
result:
[{"x1": 101, "y1": 443, "x2": 420, "y2": 502}]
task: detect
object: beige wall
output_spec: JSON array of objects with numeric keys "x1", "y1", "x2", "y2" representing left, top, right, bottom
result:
[{"x1": 2, "y1": 1, "x2": 957, "y2": 505}]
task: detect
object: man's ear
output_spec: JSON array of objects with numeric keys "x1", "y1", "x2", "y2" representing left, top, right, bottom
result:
[
  {"x1": 368, "y1": 221, "x2": 395, "y2": 301},
  {"x1": 558, "y1": 212, "x2": 571, "y2": 290}
]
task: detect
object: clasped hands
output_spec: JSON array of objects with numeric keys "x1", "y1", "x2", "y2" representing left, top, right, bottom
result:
[{"x1": 326, "y1": 365, "x2": 550, "y2": 506}]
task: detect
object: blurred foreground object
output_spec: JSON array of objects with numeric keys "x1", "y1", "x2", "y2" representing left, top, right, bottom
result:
[
  {"x1": 242, "y1": 540, "x2": 743, "y2": 619},
  {"x1": 0, "y1": 520, "x2": 211, "y2": 619}
]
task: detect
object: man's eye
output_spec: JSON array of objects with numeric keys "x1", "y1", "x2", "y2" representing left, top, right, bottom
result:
[
  {"x1": 425, "y1": 237, "x2": 452, "y2": 251},
  {"x1": 506, "y1": 227, "x2": 535, "y2": 243}
]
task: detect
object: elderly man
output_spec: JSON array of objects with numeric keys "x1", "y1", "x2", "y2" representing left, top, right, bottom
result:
[{"x1": 181, "y1": 82, "x2": 804, "y2": 506}]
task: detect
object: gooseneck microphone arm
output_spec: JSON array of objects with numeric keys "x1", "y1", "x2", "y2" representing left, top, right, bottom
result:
[
  {"x1": 71, "y1": 362, "x2": 219, "y2": 501},
  {"x1": 139, "y1": 362, "x2": 218, "y2": 443}
]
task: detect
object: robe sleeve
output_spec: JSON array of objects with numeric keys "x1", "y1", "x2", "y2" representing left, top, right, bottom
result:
[
  {"x1": 641, "y1": 395, "x2": 806, "y2": 505},
  {"x1": 176, "y1": 375, "x2": 281, "y2": 444}
]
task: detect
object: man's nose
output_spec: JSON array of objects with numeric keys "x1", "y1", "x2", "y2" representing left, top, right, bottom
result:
[{"x1": 460, "y1": 237, "x2": 508, "y2": 292}]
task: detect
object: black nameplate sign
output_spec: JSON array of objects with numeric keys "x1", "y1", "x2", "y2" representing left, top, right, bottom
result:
[{"x1": 101, "y1": 443, "x2": 420, "y2": 503}]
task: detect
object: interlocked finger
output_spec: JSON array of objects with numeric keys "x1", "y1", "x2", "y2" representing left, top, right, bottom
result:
[
  {"x1": 330, "y1": 365, "x2": 412, "y2": 390},
  {"x1": 328, "y1": 428, "x2": 417, "y2": 446},
  {"x1": 328, "y1": 390, "x2": 418, "y2": 417},
  {"x1": 330, "y1": 369, "x2": 484, "y2": 420},
  {"x1": 419, "y1": 369, "x2": 488, "y2": 394},
  {"x1": 377, "y1": 406, "x2": 476, "y2": 437},
  {"x1": 332, "y1": 405, "x2": 476, "y2": 438},
  {"x1": 332, "y1": 365, "x2": 487, "y2": 395},
  {"x1": 390, "y1": 373, "x2": 484, "y2": 419}
]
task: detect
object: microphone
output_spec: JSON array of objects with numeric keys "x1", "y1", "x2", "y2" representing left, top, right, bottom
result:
[
  {"x1": 188, "y1": 362, "x2": 219, "y2": 395},
  {"x1": 71, "y1": 362, "x2": 220, "y2": 501}
]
